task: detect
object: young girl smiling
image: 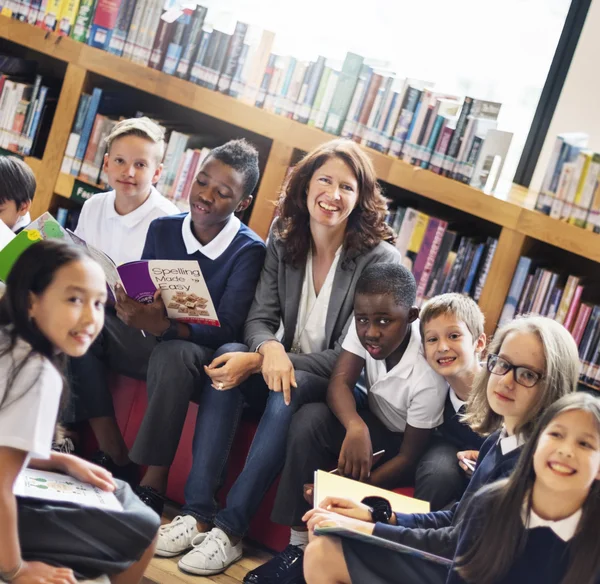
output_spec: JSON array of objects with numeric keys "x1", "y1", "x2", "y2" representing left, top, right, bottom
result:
[
  {"x1": 449, "y1": 392, "x2": 600, "y2": 584},
  {"x1": 0, "y1": 241, "x2": 159, "y2": 584}
]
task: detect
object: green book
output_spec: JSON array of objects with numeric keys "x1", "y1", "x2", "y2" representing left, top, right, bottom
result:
[
  {"x1": 70, "y1": 0, "x2": 97, "y2": 43},
  {"x1": 0, "y1": 213, "x2": 68, "y2": 282},
  {"x1": 323, "y1": 52, "x2": 364, "y2": 135},
  {"x1": 307, "y1": 66, "x2": 332, "y2": 127}
]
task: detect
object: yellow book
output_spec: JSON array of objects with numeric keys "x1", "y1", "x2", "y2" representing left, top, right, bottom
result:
[
  {"x1": 314, "y1": 469, "x2": 430, "y2": 514},
  {"x1": 585, "y1": 180, "x2": 600, "y2": 232},
  {"x1": 407, "y1": 212, "x2": 429, "y2": 255},
  {"x1": 567, "y1": 151, "x2": 592, "y2": 225},
  {"x1": 41, "y1": 0, "x2": 64, "y2": 30},
  {"x1": 57, "y1": 0, "x2": 80, "y2": 36}
]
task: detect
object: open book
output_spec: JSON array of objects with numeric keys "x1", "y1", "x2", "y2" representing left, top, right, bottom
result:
[
  {"x1": 14, "y1": 468, "x2": 123, "y2": 512},
  {"x1": 0, "y1": 212, "x2": 220, "y2": 327}
]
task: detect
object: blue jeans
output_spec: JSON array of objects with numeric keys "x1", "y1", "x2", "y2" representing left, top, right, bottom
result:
[{"x1": 182, "y1": 343, "x2": 329, "y2": 537}]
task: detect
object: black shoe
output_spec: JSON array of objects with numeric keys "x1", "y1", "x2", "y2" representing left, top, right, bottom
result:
[
  {"x1": 243, "y1": 545, "x2": 305, "y2": 584},
  {"x1": 90, "y1": 451, "x2": 139, "y2": 487},
  {"x1": 134, "y1": 485, "x2": 165, "y2": 517}
]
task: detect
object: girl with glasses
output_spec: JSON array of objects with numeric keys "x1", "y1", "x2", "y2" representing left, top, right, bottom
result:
[{"x1": 302, "y1": 315, "x2": 580, "y2": 584}]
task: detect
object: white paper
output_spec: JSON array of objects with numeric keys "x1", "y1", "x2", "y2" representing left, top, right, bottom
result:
[
  {"x1": 0, "y1": 219, "x2": 15, "y2": 250},
  {"x1": 14, "y1": 469, "x2": 123, "y2": 512}
]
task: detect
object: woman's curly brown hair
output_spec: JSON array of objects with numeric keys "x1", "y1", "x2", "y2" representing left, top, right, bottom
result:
[{"x1": 273, "y1": 139, "x2": 395, "y2": 267}]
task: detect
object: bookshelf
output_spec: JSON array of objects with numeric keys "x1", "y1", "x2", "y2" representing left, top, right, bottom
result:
[{"x1": 2, "y1": 15, "x2": 600, "y2": 344}]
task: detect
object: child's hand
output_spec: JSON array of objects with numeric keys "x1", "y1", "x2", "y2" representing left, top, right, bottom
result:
[
  {"x1": 61, "y1": 454, "x2": 117, "y2": 491},
  {"x1": 302, "y1": 508, "x2": 375, "y2": 536},
  {"x1": 314, "y1": 496, "x2": 374, "y2": 522},
  {"x1": 204, "y1": 352, "x2": 262, "y2": 390},
  {"x1": 338, "y1": 421, "x2": 373, "y2": 481},
  {"x1": 115, "y1": 286, "x2": 169, "y2": 336},
  {"x1": 457, "y1": 450, "x2": 479, "y2": 477},
  {"x1": 14, "y1": 561, "x2": 77, "y2": 584}
]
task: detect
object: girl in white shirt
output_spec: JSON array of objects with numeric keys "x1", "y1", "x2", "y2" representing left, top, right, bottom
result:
[{"x1": 0, "y1": 240, "x2": 159, "y2": 584}]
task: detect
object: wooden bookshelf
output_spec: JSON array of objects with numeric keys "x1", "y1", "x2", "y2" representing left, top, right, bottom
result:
[{"x1": 3, "y1": 15, "x2": 600, "y2": 338}]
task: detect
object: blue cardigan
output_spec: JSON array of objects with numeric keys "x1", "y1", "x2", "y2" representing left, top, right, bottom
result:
[
  {"x1": 447, "y1": 489, "x2": 599, "y2": 584},
  {"x1": 373, "y1": 428, "x2": 523, "y2": 559},
  {"x1": 142, "y1": 214, "x2": 266, "y2": 349}
]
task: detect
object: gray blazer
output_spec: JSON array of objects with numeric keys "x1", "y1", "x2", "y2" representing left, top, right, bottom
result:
[{"x1": 244, "y1": 233, "x2": 401, "y2": 379}]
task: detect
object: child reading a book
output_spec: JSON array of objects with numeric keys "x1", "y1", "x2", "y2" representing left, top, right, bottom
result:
[
  {"x1": 243, "y1": 262, "x2": 448, "y2": 584},
  {"x1": 0, "y1": 156, "x2": 35, "y2": 233},
  {"x1": 68, "y1": 139, "x2": 266, "y2": 511},
  {"x1": 301, "y1": 315, "x2": 579, "y2": 584},
  {"x1": 415, "y1": 293, "x2": 486, "y2": 510},
  {"x1": 447, "y1": 392, "x2": 600, "y2": 584},
  {"x1": 0, "y1": 240, "x2": 159, "y2": 583},
  {"x1": 74, "y1": 116, "x2": 179, "y2": 266}
]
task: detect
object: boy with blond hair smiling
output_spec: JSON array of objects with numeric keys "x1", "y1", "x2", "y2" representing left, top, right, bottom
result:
[
  {"x1": 416, "y1": 293, "x2": 487, "y2": 509},
  {"x1": 74, "y1": 116, "x2": 179, "y2": 265}
]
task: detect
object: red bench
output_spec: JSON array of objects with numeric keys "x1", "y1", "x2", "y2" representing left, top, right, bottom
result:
[{"x1": 109, "y1": 375, "x2": 415, "y2": 552}]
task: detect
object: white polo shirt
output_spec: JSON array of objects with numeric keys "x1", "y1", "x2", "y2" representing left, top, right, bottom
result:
[
  {"x1": 74, "y1": 187, "x2": 179, "y2": 265},
  {"x1": 180, "y1": 212, "x2": 241, "y2": 259},
  {"x1": 342, "y1": 318, "x2": 447, "y2": 433}
]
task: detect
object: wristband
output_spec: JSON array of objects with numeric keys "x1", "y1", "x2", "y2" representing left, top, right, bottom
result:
[
  {"x1": 361, "y1": 495, "x2": 393, "y2": 524},
  {"x1": 0, "y1": 560, "x2": 22, "y2": 582}
]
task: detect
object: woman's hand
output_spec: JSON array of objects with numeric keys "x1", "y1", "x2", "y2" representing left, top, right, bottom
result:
[
  {"x1": 204, "y1": 352, "x2": 262, "y2": 390},
  {"x1": 457, "y1": 450, "x2": 479, "y2": 477},
  {"x1": 314, "y1": 497, "x2": 373, "y2": 522},
  {"x1": 59, "y1": 454, "x2": 117, "y2": 492},
  {"x1": 302, "y1": 508, "x2": 375, "y2": 536},
  {"x1": 338, "y1": 421, "x2": 373, "y2": 481},
  {"x1": 13, "y1": 561, "x2": 77, "y2": 584},
  {"x1": 259, "y1": 341, "x2": 297, "y2": 405},
  {"x1": 115, "y1": 286, "x2": 169, "y2": 336}
]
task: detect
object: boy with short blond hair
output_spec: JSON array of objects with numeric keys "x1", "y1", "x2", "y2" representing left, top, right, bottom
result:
[
  {"x1": 416, "y1": 292, "x2": 487, "y2": 510},
  {"x1": 74, "y1": 116, "x2": 179, "y2": 266}
]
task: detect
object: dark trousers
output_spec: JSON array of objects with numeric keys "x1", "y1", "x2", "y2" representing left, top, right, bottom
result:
[
  {"x1": 342, "y1": 538, "x2": 449, "y2": 584},
  {"x1": 271, "y1": 402, "x2": 404, "y2": 527},
  {"x1": 414, "y1": 439, "x2": 469, "y2": 511},
  {"x1": 67, "y1": 311, "x2": 214, "y2": 467}
]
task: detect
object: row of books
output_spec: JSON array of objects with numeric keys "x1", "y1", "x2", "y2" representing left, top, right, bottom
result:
[
  {"x1": 4, "y1": 0, "x2": 513, "y2": 194},
  {"x1": 499, "y1": 258, "x2": 600, "y2": 389},
  {"x1": 0, "y1": 55, "x2": 58, "y2": 158},
  {"x1": 534, "y1": 133, "x2": 600, "y2": 232},
  {"x1": 389, "y1": 207, "x2": 498, "y2": 306}
]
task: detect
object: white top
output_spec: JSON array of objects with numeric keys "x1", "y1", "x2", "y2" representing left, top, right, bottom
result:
[
  {"x1": 292, "y1": 247, "x2": 341, "y2": 354},
  {"x1": 12, "y1": 211, "x2": 31, "y2": 232},
  {"x1": 0, "y1": 329, "x2": 62, "y2": 474},
  {"x1": 342, "y1": 319, "x2": 447, "y2": 432},
  {"x1": 181, "y1": 213, "x2": 241, "y2": 260},
  {"x1": 74, "y1": 186, "x2": 179, "y2": 265},
  {"x1": 448, "y1": 387, "x2": 465, "y2": 413},
  {"x1": 525, "y1": 507, "x2": 582, "y2": 542}
]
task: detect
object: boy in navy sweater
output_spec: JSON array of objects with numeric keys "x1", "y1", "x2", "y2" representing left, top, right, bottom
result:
[
  {"x1": 415, "y1": 293, "x2": 487, "y2": 510},
  {"x1": 68, "y1": 140, "x2": 266, "y2": 507}
]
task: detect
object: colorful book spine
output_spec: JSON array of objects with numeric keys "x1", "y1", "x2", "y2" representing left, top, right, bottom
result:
[
  {"x1": 564, "y1": 284, "x2": 584, "y2": 332},
  {"x1": 414, "y1": 218, "x2": 447, "y2": 305},
  {"x1": 217, "y1": 21, "x2": 248, "y2": 94},
  {"x1": 106, "y1": 0, "x2": 136, "y2": 56},
  {"x1": 70, "y1": 87, "x2": 102, "y2": 176},
  {"x1": 88, "y1": 0, "x2": 122, "y2": 49},
  {"x1": 69, "y1": 0, "x2": 95, "y2": 42},
  {"x1": 173, "y1": 6, "x2": 208, "y2": 79},
  {"x1": 498, "y1": 256, "x2": 532, "y2": 327},
  {"x1": 56, "y1": 0, "x2": 79, "y2": 35}
]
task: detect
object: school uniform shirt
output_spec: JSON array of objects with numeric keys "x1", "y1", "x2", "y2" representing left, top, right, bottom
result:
[
  {"x1": 435, "y1": 388, "x2": 485, "y2": 451},
  {"x1": 342, "y1": 318, "x2": 447, "y2": 433},
  {"x1": 142, "y1": 213, "x2": 266, "y2": 349},
  {"x1": 74, "y1": 187, "x2": 179, "y2": 265},
  {"x1": 374, "y1": 427, "x2": 525, "y2": 559},
  {"x1": 0, "y1": 328, "x2": 62, "y2": 474},
  {"x1": 447, "y1": 492, "x2": 595, "y2": 584},
  {"x1": 12, "y1": 211, "x2": 30, "y2": 233}
]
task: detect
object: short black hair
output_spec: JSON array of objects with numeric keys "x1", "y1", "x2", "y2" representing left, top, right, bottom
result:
[
  {"x1": 207, "y1": 139, "x2": 260, "y2": 198},
  {"x1": 355, "y1": 263, "x2": 416, "y2": 307},
  {"x1": 0, "y1": 156, "x2": 36, "y2": 206}
]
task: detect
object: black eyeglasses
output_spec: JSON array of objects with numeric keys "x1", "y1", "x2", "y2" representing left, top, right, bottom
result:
[{"x1": 486, "y1": 354, "x2": 543, "y2": 388}]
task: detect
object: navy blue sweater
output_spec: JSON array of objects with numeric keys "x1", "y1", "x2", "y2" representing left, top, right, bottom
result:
[
  {"x1": 374, "y1": 428, "x2": 523, "y2": 559},
  {"x1": 142, "y1": 214, "x2": 266, "y2": 349},
  {"x1": 447, "y1": 490, "x2": 599, "y2": 584},
  {"x1": 436, "y1": 392, "x2": 485, "y2": 451}
]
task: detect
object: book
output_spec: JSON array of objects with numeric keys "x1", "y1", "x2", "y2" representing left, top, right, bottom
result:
[
  {"x1": 314, "y1": 526, "x2": 452, "y2": 567},
  {"x1": 67, "y1": 230, "x2": 220, "y2": 326},
  {"x1": 498, "y1": 256, "x2": 532, "y2": 327},
  {"x1": 14, "y1": 468, "x2": 123, "y2": 511},
  {"x1": 469, "y1": 130, "x2": 513, "y2": 194},
  {"x1": 88, "y1": 0, "x2": 122, "y2": 49},
  {"x1": 69, "y1": 0, "x2": 95, "y2": 42},
  {"x1": 173, "y1": 6, "x2": 208, "y2": 79}
]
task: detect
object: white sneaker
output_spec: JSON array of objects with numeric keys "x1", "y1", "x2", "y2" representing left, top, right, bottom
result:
[
  {"x1": 178, "y1": 527, "x2": 242, "y2": 576},
  {"x1": 156, "y1": 515, "x2": 204, "y2": 558}
]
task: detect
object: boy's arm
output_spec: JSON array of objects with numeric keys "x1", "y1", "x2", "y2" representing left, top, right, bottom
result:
[
  {"x1": 327, "y1": 349, "x2": 372, "y2": 481},
  {"x1": 369, "y1": 424, "x2": 432, "y2": 488}
]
